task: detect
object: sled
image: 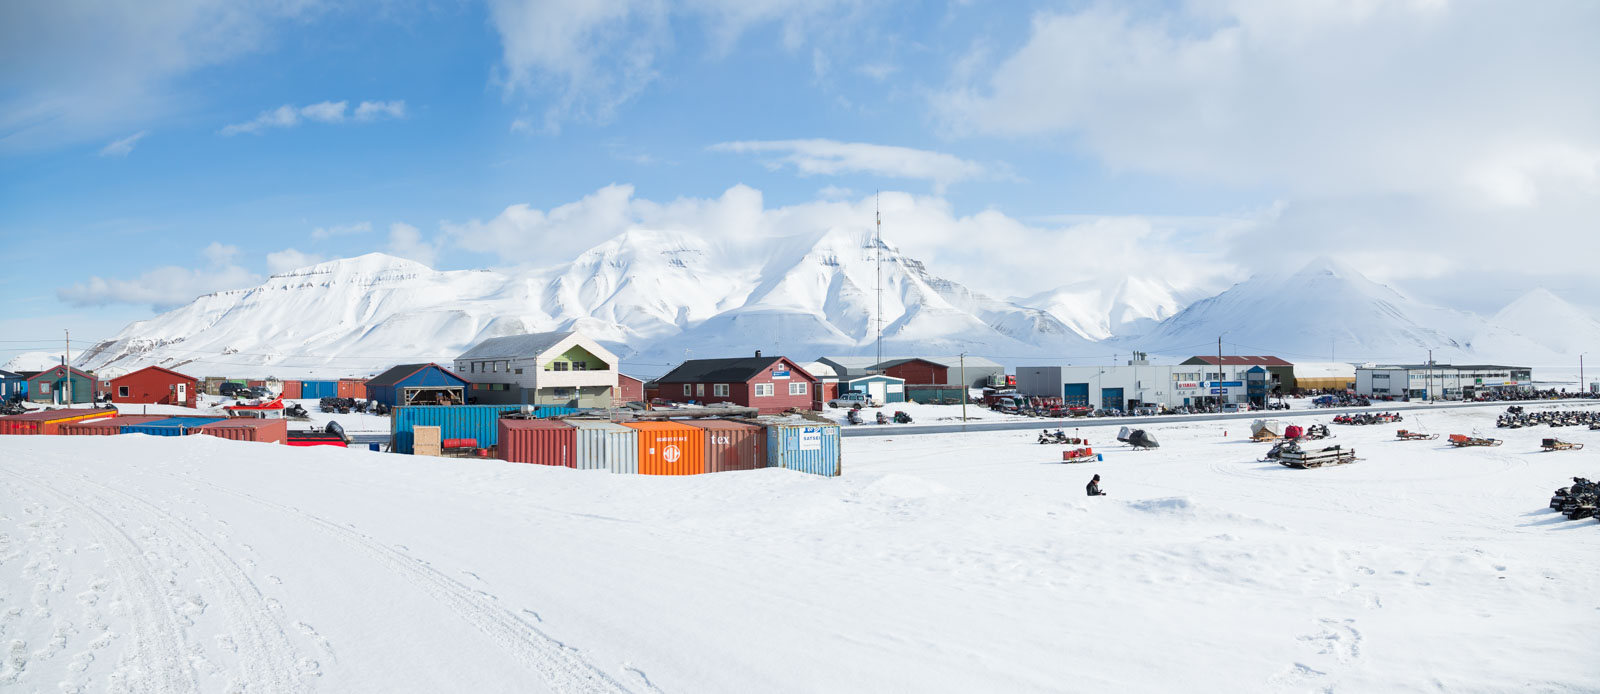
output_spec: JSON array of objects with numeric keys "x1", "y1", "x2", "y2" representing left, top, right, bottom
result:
[
  {"x1": 1448, "y1": 434, "x2": 1502, "y2": 447},
  {"x1": 1277, "y1": 444, "x2": 1357, "y2": 469},
  {"x1": 1541, "y1": 438, "x2": 1584, "y2": 451},
  {"x1": 1396, "y1": 429, "x2": 1438, "y2": 441},
  {"x1": 1061, "y1": 447, "x2": 1102, "y2": 463}
]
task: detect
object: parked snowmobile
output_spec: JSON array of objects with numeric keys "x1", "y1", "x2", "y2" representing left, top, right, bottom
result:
[
  {"x1": 1126, "y1": 429, "x2": 1159, "y2": 450},
  {"x1": 1260, "y1": 440, "x2": 1301, "y2": 462},
  {"x1": 893, "y1": 411, "x2": 913, "y2": 424},
  {"x1": 847, "y1": 409, "x2": 864, "y2": 425},
  {"x1": 875, "y1": 411, "x2": 890, "y2": 425}
]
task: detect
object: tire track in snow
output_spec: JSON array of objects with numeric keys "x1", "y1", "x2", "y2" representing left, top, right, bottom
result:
[
  {"x1": 58, "y1": 472, "x2": 311, "y2": 693},
  {"x1": 0, "y1": 468, "x2": 201, "y2": 694},
  {"x1": 183, "y1": 478, "x2": 635, "y2": 694}
]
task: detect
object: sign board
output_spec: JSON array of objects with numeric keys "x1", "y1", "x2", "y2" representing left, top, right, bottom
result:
[
  {"x1": 1210, "y1": 388, "x2": 1225, "y2": 394},
  {"x1": 1204, "y1": 381, "x2": 1244, "y2": 388},
  {"x1": 799, "y1": 427, "x2": 822, "y2": 450},
  {"x1": 772, "y1": 369, "x2": 791, "y2": 379},
  {"x1": 1177, "y1": 382, "x2": 1200, "y2": 389}
]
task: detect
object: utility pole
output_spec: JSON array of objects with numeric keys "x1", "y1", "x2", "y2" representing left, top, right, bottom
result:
[
  {"x1": 959, "y1": 352, "x2": 967, "y2": 422},
  {"x1": 1218, "y1": 335, "x2": 1224, "y2": 406},
  {"x1": 1581, "y1": 353, "x2": 1585, "y2": 393},
  {"x1": 1427, "y1": 349, "x2": 1433, "y2": 403},
  {"x1": 64, "y1": 329, "x2": 72, "y2": 406}
]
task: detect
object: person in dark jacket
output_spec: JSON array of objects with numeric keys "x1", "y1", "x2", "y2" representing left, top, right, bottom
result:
[{"x1": 1086, "y1": 474, "x2": 1106, "y2": 496}]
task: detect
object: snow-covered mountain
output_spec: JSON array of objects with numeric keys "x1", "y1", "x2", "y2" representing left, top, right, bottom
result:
[
  {"x1": 1123, "y1": 257, "x2": 1563, "y2": 364},
  {"x1": 75, "y1": 229, "x2": 1096, "y2": 378},
  {"x1": 2, "y1": 352, "x2": 64, "y2": 373},
  {"x1": 1013, "y1": 277, "x2": 1200, "y2": 341}
]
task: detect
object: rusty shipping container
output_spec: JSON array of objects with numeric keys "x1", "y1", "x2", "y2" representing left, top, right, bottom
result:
[
  {"x1": 280, "y1": 380, "x2": 303, "y2": 399},
  {"x1": 686, "y1": 419, "x2": 767, "y2": 473},
  {"x1": 0, "y1": 408, "x2": 118, "y2": 435},
  {"x1": 59, "y1": 415, "x2": 168, "y2": 435},
  {"x1": 197, "y1": 418, "x2": 288, "y2": 444},
  {"x1": 621, "y1": 421, "x2": 705, "y2": 476},
  {"x1": 336, "y1": 379, "x2": 365, "y2": 399},
  {"x1": 498, "y1": 419, "x2": 576, "y2": 466},
  {"x1": 569, "y1": 420, "x2": 639, "y2": 473}
]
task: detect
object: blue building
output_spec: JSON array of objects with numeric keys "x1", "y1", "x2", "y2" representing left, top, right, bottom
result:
[
  {"x1": 842, "y1": 374, "x2": 907, "y2": 404},
  {"x1": 364, "y1": 363, "x2": 470, "y2": 408},
  {"x1": 0, "y1": 369, "x2": 24, "y2": 400}
]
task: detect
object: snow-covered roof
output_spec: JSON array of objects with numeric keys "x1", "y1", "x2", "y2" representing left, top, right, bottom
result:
[
  {"x1": 457, "y1": 331, "x2": 576, "y2": 360},
  {"x1": 800, "y1": 361, "x2": 838, "y2": 378}
]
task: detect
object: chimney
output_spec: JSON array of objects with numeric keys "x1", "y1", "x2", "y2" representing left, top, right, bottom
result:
[{"x1": 755, "y1": 349, "x2": 763, "y2": 358}]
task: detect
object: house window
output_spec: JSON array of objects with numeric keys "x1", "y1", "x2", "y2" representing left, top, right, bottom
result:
[
  {"x1": 754, "y1": 383, "x2": 774, "y2": 397},
  {"x1": 514, "y1": 368, "x2": 523, "y2": 375},
  {"x1": 118, "y1": 386, "x2": 129, "y2": 397},
  {"x1": 40, "y1": 382, "x2": 51, "y2": 394},
  {"x1": 696, "y1": 384, "x2": 705, "y2": 397},
  {"x1": 554, "y1": 362, "x2": 569, "y2": 372},
  {"x1": 789, "y1": 382, "x2": 807, "y2": 395},
  {"x1": 713, "y1": 384, "x2": 729, "y2": 397},
  {"x1": 683, "y1": 384, "x2": 692, "y2": 396},
  {"x1": 573, "y1": 361, "x2": 587, "y2": 371}
]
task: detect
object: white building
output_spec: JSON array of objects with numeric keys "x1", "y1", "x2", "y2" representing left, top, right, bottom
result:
[
  {"x1": 1354, "y1": 364, "x2": 1532, "y2": 401},
  {"x1": 453, "y1": 331, "x2": 619, "y2": 408},
  {"x1": 1016, "y1": 362, "x2": 1269, "y2": 411}
]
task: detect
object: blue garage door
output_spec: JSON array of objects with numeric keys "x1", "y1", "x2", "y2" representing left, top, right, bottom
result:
[
  {"x1": 1101, "y1": 387, "x2": 1125, "y2": 412},
  {"x1": 1063, "y1": 383, "x2": 1090, "y2": 408}
]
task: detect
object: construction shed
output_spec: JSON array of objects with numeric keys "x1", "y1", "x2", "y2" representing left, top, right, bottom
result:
[{"x1": 364, "y1": 363, "x2": 469, "y2": 408}]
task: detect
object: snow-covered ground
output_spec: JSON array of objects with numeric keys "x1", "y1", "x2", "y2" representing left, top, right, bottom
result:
[{"x1": 3, "y1": 404, "x2": 1598, "y2": 692}]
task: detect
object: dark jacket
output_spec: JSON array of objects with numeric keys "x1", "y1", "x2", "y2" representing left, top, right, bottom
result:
[{"x1": 1086, "y1": 481, "x2": 1105, "y2": 496}]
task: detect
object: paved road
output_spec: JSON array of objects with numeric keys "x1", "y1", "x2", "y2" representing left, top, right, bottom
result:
[{"x1": 839, "y1": 398, "x2": 1600, "y2": 438}]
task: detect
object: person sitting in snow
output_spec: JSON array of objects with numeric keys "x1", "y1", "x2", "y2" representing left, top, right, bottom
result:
[{"x1": 1086, "y1": 474, "x2": 1106, "y2": 497}]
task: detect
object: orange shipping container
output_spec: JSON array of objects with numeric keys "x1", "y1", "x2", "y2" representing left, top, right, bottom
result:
[
  {"x1": 197, "y1": 419, "x2": 288, "y2": 444},
  {"x1": 59, "y1": 415, "x2": 169, "y2": 435},
  {"x1": 498, "y1": 419, "x2": 576, "y2": 466},
  {"x1": 281, "y1": 380, "x2": 303, "y2": 399},
  {"x1": 621, "y1": 421, "x2": 705, "y2": 476},
  {"x1": 686, "y1": 419, "x2": 767, "y2": 473},
  {"x1": 0, "y1": 408, "x2": 118, "y2": 435},
  {"x1": 336, "y1": 379, "x2": 364, "y2": 399}
]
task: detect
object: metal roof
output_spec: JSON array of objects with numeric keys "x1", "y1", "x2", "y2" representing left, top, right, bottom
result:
[
  {"x1": 658, "y1": 357, "x2": 812, "y2": 383},
  {"x1": 0, "y1": 369, "x2": 21, "y2": 380},
  {"x1": 1185, "y1": 355, "x2": 1293, "y2": 367},
  {"x1": 1364, "y1": 364, "x2": 1529, "y2": 371},
  {"x1": 817, "y1": 355, "x2": 1002, "y2": 375},
  {"x1": 457, "y1": 331, "x2": 575, "y2": 360},
  {"x1": 365, "y1": 362, "x2": 467, "y2": 388},
  {"x1": 110, "y1": 365, "x2": 198, "y2": 383}
]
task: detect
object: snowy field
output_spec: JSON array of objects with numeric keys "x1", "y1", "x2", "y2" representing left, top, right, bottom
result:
[{"x1": 2, "y1": 404, "x2": 1599, "y2": 692}]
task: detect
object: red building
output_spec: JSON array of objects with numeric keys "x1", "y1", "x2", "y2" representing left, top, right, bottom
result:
[
  {"x1": 877, "y1": 358, "x2": 949, "y2": 386},
  {"x1": 654, "y1": 354, "x2": 820, "y2": 414},
  {"x1": 108, "y1": 366, "x2": 200, "y2": 407},
  {"x1": 615, "y1": 373, "x2": 645, "y2": 403}
]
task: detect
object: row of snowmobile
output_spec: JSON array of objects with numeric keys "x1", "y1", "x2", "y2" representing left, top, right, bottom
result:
[
  {"x1": 317, "y1": 397, "x2": 390, "y2": 416},
  {"x1": 1332, "y1": 412, "x2": 1403, "y2": 425},
  {"x1": 846, "y1": 409, "x2": 913, "y2": 425},
  {"x1": 1496, "y1": 407, "x2": 1600, "y2": 429},
  {"x1": 1549, "y1": 478, "x2": 1599, "y2": 522}
]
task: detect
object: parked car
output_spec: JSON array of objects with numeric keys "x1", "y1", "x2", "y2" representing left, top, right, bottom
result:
[
  {"x1": 1222, "y1": 403, "x2": 1241, "y2": 413},
  {"x1": 219, "y1": 381, "x2": 246, "y2": 397},
  {"x1": 829, "y1": 391, "x2": 882, "y2": 408}
]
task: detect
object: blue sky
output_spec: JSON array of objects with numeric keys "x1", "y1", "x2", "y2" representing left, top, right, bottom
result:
[{"x1": 3, "y1": 0, "x2": 1598, "y2": 360}]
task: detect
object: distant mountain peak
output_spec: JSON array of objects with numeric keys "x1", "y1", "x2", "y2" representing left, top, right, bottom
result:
[{"x1": 274, "y1": 252, "x2": 433, "y2": 278}]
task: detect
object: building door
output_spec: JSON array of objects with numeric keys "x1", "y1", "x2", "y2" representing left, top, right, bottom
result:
[
  {"x1": 176, "y1": 383, "x2": 187, "y2": 406},
  {"x1": 867, "y1": 381, "x2": 886, "y2": 404},
  {"x1": 1101, "y1": 387, "x2": 1124, "y2": 412},
  {"x1": 1062, "y1": 383, "x2": 1090, "y2": 408}
]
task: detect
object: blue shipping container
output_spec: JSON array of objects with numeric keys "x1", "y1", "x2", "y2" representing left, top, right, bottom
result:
[
  {"x1": 766, "y1": 422, "x2": 841, "y2": 477},
  {"x1": 301, "y1": 381, "x2": 337, "y2": 399},
  {"x1": 121, "y1": 417, "x2": 229, "y2": 437},
  {"x1": 392, "y1": 405, "x2": 579, "y2": 454}
]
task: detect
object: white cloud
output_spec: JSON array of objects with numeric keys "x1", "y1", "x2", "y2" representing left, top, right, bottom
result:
[
  {"x1": 220, "y1": 99, "x2": 404, "y2": 136},
  {"x1": 441, "y1": 183, "x2": 1243, "y2": 299},
  {"x1": 311, "y1": 221, "x2": 373, "y2": 240},
  {"x1": 386, "y1": 222, "x2": 443, "y2": 268},
  {"x1": 58, "y1": 265, "x2": 260, "y2": 311},
  {"x1": 97, "y1": 130, "x2": 149, "y2": 157},
  {"x1": 202, "y1": 241, "x2": 241, "y2": 266},
  {"x1": 266, "y1": 248, "x2": 326, "y2": 274},
  {"x1": 710, "y1": 139, "x2": 999, "y2": 193},
  {"x1": 0, "y1": 1, "x2": 322, "y2": 152},
  {"x1": 354, "y1": 100, "x2": 406, "y2": 121}
]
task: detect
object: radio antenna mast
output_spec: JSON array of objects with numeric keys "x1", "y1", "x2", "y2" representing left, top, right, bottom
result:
[{"x1": 875, "y1": 191, "x2": 882, "y2": 368}]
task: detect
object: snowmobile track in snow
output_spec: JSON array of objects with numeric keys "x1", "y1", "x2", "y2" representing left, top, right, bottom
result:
[
  {"x1": 178, "y1": 475, "x2": 636, "y2": 694},
  {"x1": 0, "y1": 468, "x2": 202, "y2": 694}
]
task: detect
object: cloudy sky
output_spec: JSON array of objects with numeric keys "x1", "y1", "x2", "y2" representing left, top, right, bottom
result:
[{"x1": 3, "y1": 0, "x2": 1598, "y2": 358}]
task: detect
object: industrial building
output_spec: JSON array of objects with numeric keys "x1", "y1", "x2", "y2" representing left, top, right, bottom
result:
[
  {"x1": 1289, "y1": 362, "x2": 1357, "y2": 391},
  {"x1": 453, "y1": 331, "x2": 620, "y2": 408},
  {"x1": 1355, "y1": 364, "x2": 1532, "y2": 401},
  {"x1": 1017, "y1": 358, "x2": 1275, "y2": 410}
]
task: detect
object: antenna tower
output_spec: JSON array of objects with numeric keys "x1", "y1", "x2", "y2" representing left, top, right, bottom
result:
[{"x1": 875, "y1": 191, "x2": 882, "y2": 368}]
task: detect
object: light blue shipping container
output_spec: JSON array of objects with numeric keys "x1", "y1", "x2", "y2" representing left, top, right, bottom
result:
[
  {"x1": 765, "y1": 422, "x2": 841, "y2": 477},
  {"x1": 392, "y1": 405, "x2": 579, "y2": 454},
  {"x1": 300, "y1": 381, "x2": 338, "y2": 399},
  {"x1": 568, "y1": 420, "x2": 639, "y2": 474},
  {"x1": 121, "y1": 417, "x2": 229, "y2": 437}
]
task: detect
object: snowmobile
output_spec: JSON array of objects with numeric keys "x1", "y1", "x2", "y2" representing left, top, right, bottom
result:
[
  {"x1": 875, "y1": 411, "x2": 890, "y2": 425},
  {"x1": 1037, "y1": 429, "x2": 1081, "y2": 445},
  {"x1": 1259, "y1": 440, "x2": 1301, "y2": 462},
  {"x1": 1126, "y1": 429, "x2": 1159, "y2": 450},
  {"x1": 847, "y1": 409, "x2": 864, "y2": 425},
  {"x1": 1303, "y1": 424, "x2": 1333, "y2": 440},
  {"x1": 285, "y1": 403, "x2": 310, "y2": 419},
  {"x1": 1395, "y1": 429, "x2": 1437, "y2": 441},
  {"x1": 893, "y1": 411, "x2": 913, "y2": 424},
  {"x1": 1277, "y1": 444, "x2": 1357, "y2": 469},
  {"x1": 1116, "y1": 426, "x2": 1132, "y2": 443}
]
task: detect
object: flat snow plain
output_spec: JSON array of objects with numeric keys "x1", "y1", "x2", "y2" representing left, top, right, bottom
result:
[{"x1": 2, "y1": 404, "x2": 1598, "y2": 693}]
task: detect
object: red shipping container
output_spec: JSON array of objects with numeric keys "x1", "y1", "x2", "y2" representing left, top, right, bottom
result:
[
  {"x1": 497, "y1": 419, "x2": 575, "y2": 466},
  {"x1": 247, "y1": 380, "x2": 266, "y2": 388},
  {"x1": 0, "y1": 408, "x2": 118, "y2": 435},
  {"x1": 336, "y1": 379, "x2": 365, "y2": 399},
  {"x1": 686, "y1": 419, "x2": 767, "y2": 473},
  {"x1": 197, "y1": 419, "x2": 288, "y2": 444},
  {"x1": 59, "y1": 415, "x2": 168, "y2": 435},
  {"x1": 281, "y1": 380, "x2": 303, "y2": 399},
  {"x1": 621, "y1": 421, "x2": 705, "y2": 476}
]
